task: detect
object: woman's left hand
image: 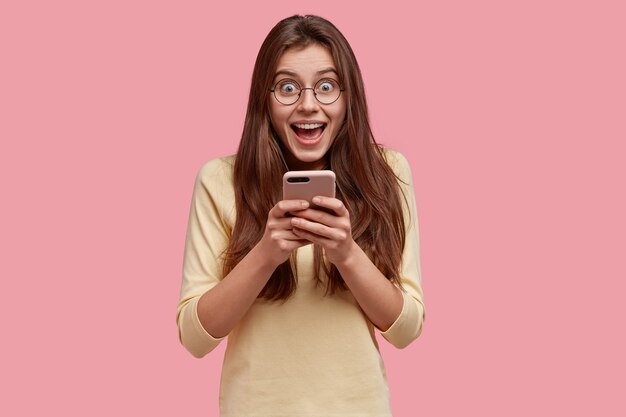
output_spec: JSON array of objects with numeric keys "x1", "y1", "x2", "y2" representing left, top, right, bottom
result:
[{"x1": 289, "y1": 196, "x2": 356, "y2": 265}]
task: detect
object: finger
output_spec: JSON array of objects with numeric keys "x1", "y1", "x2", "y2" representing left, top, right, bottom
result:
[
  {"x1": 271, "y1": 229, "x2": 310, "y2": 241},
  {"x1": 290, "y1": 217, "x2": 336, "y2": 240},
  {"x1": 268, "y1": 217, "x2": 298, "y2": 230},
  {"x1": 292, "y1": 226, "x2": 329, "y2": 246},
  {"x1": 290, "y1": 208, "x2": 341, "y2": 228},
  {"x1": 311, "y1": 196, "x2": 348, "y2": 217},
  {"x1": 278, "y1": 237, "x2": 312, "y2": 253},
  {"x1": 271, "y1": 200, "x2": 310, "y2": 218}
]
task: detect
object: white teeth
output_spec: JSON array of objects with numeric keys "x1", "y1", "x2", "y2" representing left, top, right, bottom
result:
[{"x1": 293, "y1": 123, "x2": 324, "y2": 129}]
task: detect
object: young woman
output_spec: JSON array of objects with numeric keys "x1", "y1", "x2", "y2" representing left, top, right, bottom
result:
[{"x1": 177, "y1": 15, "x2": 425, "y2": 416}]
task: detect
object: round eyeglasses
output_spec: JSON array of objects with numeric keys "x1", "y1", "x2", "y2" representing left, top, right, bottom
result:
[{"x1": 270, "y1": 78, "x2": 344, "y2": 105}]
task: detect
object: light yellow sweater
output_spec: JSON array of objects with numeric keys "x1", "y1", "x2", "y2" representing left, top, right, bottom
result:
[{"x1": 177, "y1": 149, "x2": 425, "y2": 417}]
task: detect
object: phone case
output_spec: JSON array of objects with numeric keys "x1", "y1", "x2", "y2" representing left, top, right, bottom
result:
[{"x1": 282, "y1": 170, "x2": 336, "y2": 202}]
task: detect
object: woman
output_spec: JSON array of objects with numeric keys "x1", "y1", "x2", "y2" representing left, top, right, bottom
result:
[{"x1": 177, "y1": 15, "x2": 425, "y2": 416}]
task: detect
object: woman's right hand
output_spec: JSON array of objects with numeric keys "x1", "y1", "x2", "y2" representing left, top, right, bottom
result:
[{"x1": 255, "y1": 199, "x2": 312, "y2": 267}]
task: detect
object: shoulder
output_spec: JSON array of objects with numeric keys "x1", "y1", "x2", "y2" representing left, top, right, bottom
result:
[
  {"x1": 196, "y1": 155, "x2": 236, "y2": 188},
  {"x1": 380, "y1": 147, "x2": 412, "y2": 183},
  {"x1": 193, "y1": 155, "x2": 236, "y2": 205},
  {"x1": 197, "y1": 154, "x2": 235, "y2": 179},
  {"x1": 192, "y1": 155, "x2": 237, "y2": 224}
]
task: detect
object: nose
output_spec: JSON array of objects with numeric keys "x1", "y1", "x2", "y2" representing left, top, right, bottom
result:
[{"x1": 297, "y1": 88, "x2": 318, "y2": 112}]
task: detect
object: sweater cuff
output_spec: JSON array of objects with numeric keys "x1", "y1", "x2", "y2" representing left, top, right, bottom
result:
[
  {"x1": 180, "y1": 296, "x2": 225, "y2": 358},
  {"x1": 380, "y1": 291, "x2": 424, "y2": 349}
]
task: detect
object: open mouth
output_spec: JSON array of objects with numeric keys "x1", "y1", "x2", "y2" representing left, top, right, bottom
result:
[{"x1": 290, "y1": 122, "x2": 326, "y2": 142}]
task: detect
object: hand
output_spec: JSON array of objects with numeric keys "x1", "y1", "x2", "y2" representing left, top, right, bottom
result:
[
  {"x1": 289, "y1": 196, "x2": 356, "y2": 265},
  {"x1": 256, "y1": 199, "x2": 311, "y2": 267}
]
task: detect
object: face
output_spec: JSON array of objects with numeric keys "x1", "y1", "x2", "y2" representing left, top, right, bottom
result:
[{"x1": 269, "y1": 44, "x2": 347, "y2": 171}]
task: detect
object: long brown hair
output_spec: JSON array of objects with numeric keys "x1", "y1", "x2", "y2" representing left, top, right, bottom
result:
[{"x1": 223, "y1": 15, "x2": 408, "y2": 301}]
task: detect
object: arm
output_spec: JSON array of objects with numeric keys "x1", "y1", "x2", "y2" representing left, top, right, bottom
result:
[
  {"x1": 333, "y1": 242, "x2": 405, "y2": 332},
  {"x1": 195, "y1": 199, "x2": 310, "y2": 340},
  {"x1": 291, "y1": 207, "x2": 404, "y2": 332},
  {"x1": 290, "y1": 151, "x2": 425, "y2": 348},
  {"x1": 176, "y1": 158, "x2": 310, "y2": 358}
]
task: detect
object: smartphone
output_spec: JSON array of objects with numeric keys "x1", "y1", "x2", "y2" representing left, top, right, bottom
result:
[{"x1": 282, "y1": 170, "x2": 336, "y2": 204}]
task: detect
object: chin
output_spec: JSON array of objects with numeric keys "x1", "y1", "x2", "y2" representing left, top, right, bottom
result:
[{"x1": 287, "y1": 148, "x2": 329, "y2": 170}]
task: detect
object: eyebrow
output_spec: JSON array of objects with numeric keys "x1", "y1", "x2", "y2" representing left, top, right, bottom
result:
[{"x1": 274, "y1": 67, "x2": 339, "y2": 79}]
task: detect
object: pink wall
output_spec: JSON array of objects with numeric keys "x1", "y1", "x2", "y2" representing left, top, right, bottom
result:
[{"x1": 2, "y1": 0, "x2": 624, "y2": 415}]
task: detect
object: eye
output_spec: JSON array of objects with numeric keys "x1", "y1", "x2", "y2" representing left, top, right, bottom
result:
[
  {"x1": 317, "y1": 79, "x2": 338, "y2": 93},
  {"x1": 277, "y1": 80, "x2": 299, "y2": 95}
]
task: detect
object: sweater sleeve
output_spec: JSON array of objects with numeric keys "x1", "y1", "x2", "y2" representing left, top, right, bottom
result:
[
  {"x1": 379, "y1": 150, "x2": 426, "y2": 348},
  {"x1": 176, "y1": 158, "x2": 234, "y2": 358}
]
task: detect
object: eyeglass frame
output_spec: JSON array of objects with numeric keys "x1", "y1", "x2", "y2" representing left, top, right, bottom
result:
[{"x1": 269, "y1": 78, "x2": 345, "y2": 106}]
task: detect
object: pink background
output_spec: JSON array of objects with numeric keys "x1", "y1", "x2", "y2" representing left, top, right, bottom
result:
[{"x1": 1, "y1": 0, "x2": 625, "y2": 416}]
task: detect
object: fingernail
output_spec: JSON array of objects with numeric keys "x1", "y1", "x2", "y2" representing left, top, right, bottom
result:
[
  {"x1": 301, "y1": 201, "x2": 309, "y2": 208},
  {"x1": 312, "y1": 197, "x2": 321, "y2": 204}
]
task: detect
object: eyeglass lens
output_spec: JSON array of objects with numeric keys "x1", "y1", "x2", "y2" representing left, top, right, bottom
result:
[{"x1": 273, "y1": 78, "x2": 342, "y2": 105}]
